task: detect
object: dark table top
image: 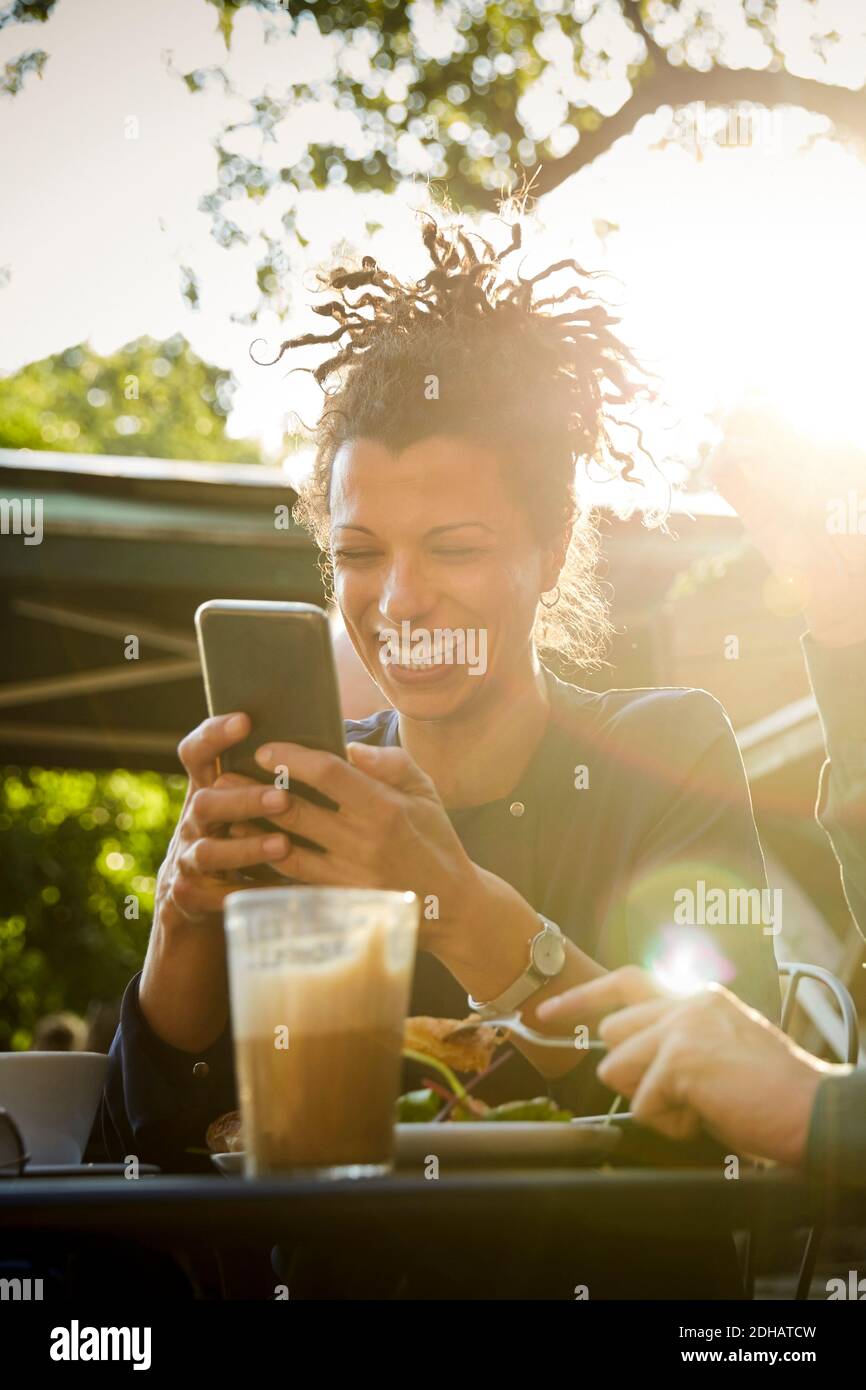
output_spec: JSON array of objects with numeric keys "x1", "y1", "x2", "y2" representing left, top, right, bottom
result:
[
  {"x1": 2, "y1": 1164, "x2": 861, "y2": 1238},
  {"x1": 3, "y1": 1165, "x2": 864, "y2": 1300}
]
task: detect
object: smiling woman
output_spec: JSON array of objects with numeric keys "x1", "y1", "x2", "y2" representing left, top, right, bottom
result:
[
  {"x1": 100, "y1": 208, "x2": 780, "y2": 1185},
  {"x1": 286, "y1": 211, "x2": 656, "y2": 675}
]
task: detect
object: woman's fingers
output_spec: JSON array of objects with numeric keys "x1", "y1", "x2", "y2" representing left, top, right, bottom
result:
[
  {"x1": 253, "y1": 742, "x2": 364, "y2": 807},
  {"x1": 254, "y1": 740, "x2": 432, "y2": 814},
  {"x1": 227, "y1": 819, "x2": 386, "y2": 889},
  {"x1": 271, "y1": 844, "x2": 378, "y2": 887},
  {"x1": 188, "y1": 778, "x2": 290, "y2": 831},
  {"x1": 536, "y1": 965, "x2": 665, "y2": 1025},
  {"x1": 177, "y1": 712, "x2": 250, "y2": 786},
  {"x1": 178, "y1": 829, "x2": 289, "y2": 878},
  {"x1": 220, "y1": 781, "x2": 361, "y2": 861},
  {"x1": 166, "y1": 871, "x2": 244, "y2": 921},
  {"x1": 346, "y1": 742, "x2": 437, "y2": 796}
]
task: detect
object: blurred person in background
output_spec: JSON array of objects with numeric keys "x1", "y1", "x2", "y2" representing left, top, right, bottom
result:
[
  {"x1": 32, "y1": 1011, "x2": 89, "y2": 1052},
  {"x1": 540, "y1": 407, "x2": 866, "y2": 1184}
]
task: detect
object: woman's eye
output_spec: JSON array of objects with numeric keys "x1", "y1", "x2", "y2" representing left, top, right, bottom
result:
[
  {"x1": 333, "y1": 549, "x2": 380, "y2": 563},
  {"x1": 334, "y1": 546, "x2": 485, "y2": 562}
]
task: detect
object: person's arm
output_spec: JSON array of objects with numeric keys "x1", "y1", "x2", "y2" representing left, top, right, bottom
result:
[
  {"x1": 806, "y1": 1068, "x2": 866, "y2": 1187},
  {"x1": 801, "y1": 634, "x2": 866, "y2": 938},
  {"x1": 100, "y1": 713, "x2": 295, "y2": 1171},
  {"x1": 100, "y1": 972, "x2": 236, "y2": 1172},
  {"x1": 429, "y1": 864, "x2": 608, "y2": 1080},
  {"x1": 540, "y1": 968, "x2": 857, "y2": 1171}
]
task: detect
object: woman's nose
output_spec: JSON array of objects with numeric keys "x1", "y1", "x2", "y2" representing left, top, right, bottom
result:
[{"x1": 379, "y1": 559, "x2": 435, "y2": 624}]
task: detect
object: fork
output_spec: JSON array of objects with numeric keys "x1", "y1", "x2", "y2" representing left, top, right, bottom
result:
[{"x1": 445, "y1": 1013, "x2": 606, "y2": 1052}]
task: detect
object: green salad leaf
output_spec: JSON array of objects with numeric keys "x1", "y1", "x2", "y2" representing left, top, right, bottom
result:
[
  {"x1": 480, "y1": 1097, "x2": 572, "y2": 1123},
  {"x1": 396, "y1": 1088, "x2": 442, "y2": 1123}
]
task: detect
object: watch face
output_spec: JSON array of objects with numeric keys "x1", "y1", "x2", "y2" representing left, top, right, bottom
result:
[{"x1": 532, "y1": 927, "x2": 566, "y2": 977}]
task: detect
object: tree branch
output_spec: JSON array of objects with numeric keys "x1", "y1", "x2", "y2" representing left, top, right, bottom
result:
[{"x1": 471, "y1": 1, "x2": 866, "y2": 209}]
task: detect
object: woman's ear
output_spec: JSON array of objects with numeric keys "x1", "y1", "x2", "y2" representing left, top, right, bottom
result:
[{"x1": 540, "y1": 529, "x2": 570, "y2": 594}]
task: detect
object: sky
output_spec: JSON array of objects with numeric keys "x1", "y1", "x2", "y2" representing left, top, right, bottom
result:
[{"x1": 2, "y1": 0, "x2": 866, "y2": 487}]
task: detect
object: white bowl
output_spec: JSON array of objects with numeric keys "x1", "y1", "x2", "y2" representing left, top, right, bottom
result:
[{"x1": 0, "y1": 1052, "x2": 108, "y2": 1165}]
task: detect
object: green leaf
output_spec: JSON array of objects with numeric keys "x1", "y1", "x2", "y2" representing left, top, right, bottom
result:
[
  {"x1": 482, "y1": 1097, "x2": 572, "y2": 1123},
  {"x1": 402, "y1": 1047, "x2": 467, "y2": 1099},
  {"x1": 206, "y1": 0, "x2": 240, "y2": 51},
  {"x1": 396, "y1": 1088, "x2": 441, "y2": 1123}
]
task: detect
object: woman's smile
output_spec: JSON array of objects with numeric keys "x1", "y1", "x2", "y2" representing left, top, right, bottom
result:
[
  {"x1": 369, "y1": 621, "x2": 485, "y2": 699},
  {"x1": 382, "y1": 656, "x2": 461, "y2": 686}
]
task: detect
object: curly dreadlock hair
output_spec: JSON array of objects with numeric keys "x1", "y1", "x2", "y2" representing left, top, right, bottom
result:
[{"x1": 258, "y1": 209, "x2": 658, "y2": 669}]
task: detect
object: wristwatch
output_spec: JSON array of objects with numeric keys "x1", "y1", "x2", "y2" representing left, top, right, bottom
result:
[{"x1": 467, "y1": 913, "x2": 566, "y2": 1020}]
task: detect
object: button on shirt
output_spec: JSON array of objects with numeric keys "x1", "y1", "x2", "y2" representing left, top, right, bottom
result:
[{"x1": 100, "y1": 665, "x2": 783, "y2": 1172}]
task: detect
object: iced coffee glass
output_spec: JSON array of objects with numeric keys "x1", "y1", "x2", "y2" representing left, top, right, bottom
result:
[{"x1": 224, "y1": 886, "x2": 418, "y2": 1179}]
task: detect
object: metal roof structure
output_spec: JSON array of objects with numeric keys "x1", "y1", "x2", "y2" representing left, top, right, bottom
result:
[{"x1": 0, "y1": 450, "x2": 323, "y2": 771}]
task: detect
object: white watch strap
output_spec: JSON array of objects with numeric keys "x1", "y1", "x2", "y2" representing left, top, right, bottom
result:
[
  {"x1": 468, "y1": 969, "x2": 541, "y2": 1020},
  {"x1": 468, "y1": 914, "x2": 563, "y2": 1019}
]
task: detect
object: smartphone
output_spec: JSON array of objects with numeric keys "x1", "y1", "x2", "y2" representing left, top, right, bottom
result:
[{"x1": 194, "y1": 600, "x2": 347, "y2": 884}]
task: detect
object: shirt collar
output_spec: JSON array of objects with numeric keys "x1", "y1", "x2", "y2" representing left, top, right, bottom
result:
[{"x1": 379, "y1": 664, "x2": 587, "y2": 810}]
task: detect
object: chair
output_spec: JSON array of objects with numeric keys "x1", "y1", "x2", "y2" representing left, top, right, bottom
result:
[{"x1": 779, "y1": 962, "x2": 860, "y2": 1066}]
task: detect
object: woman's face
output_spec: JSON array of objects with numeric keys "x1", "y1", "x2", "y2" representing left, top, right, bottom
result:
[{"x1": 329, "y1": 435, "x2": 561, "y2": 720}]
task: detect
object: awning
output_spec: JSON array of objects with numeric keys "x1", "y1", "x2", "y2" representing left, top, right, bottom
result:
[{"x1": 0, "y1": 450, "x2": 325, "y2": 771}]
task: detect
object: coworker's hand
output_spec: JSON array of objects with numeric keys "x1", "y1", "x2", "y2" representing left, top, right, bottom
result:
[
  {"x1": 153, "y1": 713, "x2": 292, "y2": 931},
  {"x1": 538, "y1": 966, "x2": 844, "y2": 1165},
  {"x1": 709, "y1": 398, "x2": 866, "y2": 647},
  {"x1": 226, "y1": 739, "x2": 480, "y2": 945}
]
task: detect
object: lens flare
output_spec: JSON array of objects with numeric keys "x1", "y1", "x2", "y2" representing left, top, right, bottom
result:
[{"x1": 647, "y1": 926, "x2": 736, "y2": 998}]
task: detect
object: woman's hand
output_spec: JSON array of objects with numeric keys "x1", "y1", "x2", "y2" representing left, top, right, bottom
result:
[
  {"x1": 537, "y1": 966, "x2": 846, "y2": 1165},
  {"x1": 141, "y1": 711, "x2": 300, "y2": 1053},
  {"x1": 153, "y1": 712, "x2": 293, "y2": 933},
  {"x1": 226, "y1": 739, "x2": 481, "y2": 947},
  {"x1": 227, "y1": 736, "x2": 609, "y2": 1073}
]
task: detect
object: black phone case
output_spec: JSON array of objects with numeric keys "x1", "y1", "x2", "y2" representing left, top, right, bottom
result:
[{"x1": 195, "y1": 601, "x2": 347, "y2": 886}]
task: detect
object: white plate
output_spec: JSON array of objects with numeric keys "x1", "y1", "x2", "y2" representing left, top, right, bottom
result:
[
  {"x1": 211, "y1": 1120, "x2": 621, "y2": 1175},
  {"x1": 395, "y1": 1120, "x2": 620, "y2": 1165}
]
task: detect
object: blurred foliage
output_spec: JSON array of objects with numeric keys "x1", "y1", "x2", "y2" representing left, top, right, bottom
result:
[
  {"x1": 173, "y1": 0, "x2": 866, "y2": 322},
  {"x1": 0, "y1": 0, "x2": 58, "y2": 24},
  {"x1": 5, "y1": 2, "x2": 865, "y2": 320},
  {"x1": 0, "y1": 331, "x2": 266, "y2": 1047},
  {"x1": 0, "y1": 0, "x2": 58, "y2": 94},
  {"x1": 1, "y1": 46, "x2": 48, "y2": 95},
  {"x1": 0, "y1": 767, "x2": 185, "y2": 1051},
  {"x1": 177, "y1": 0, "x2": 640, "y2": 319},
  {"x1": 0, "y1": 335, "x2": 265, "y2": 462}
]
